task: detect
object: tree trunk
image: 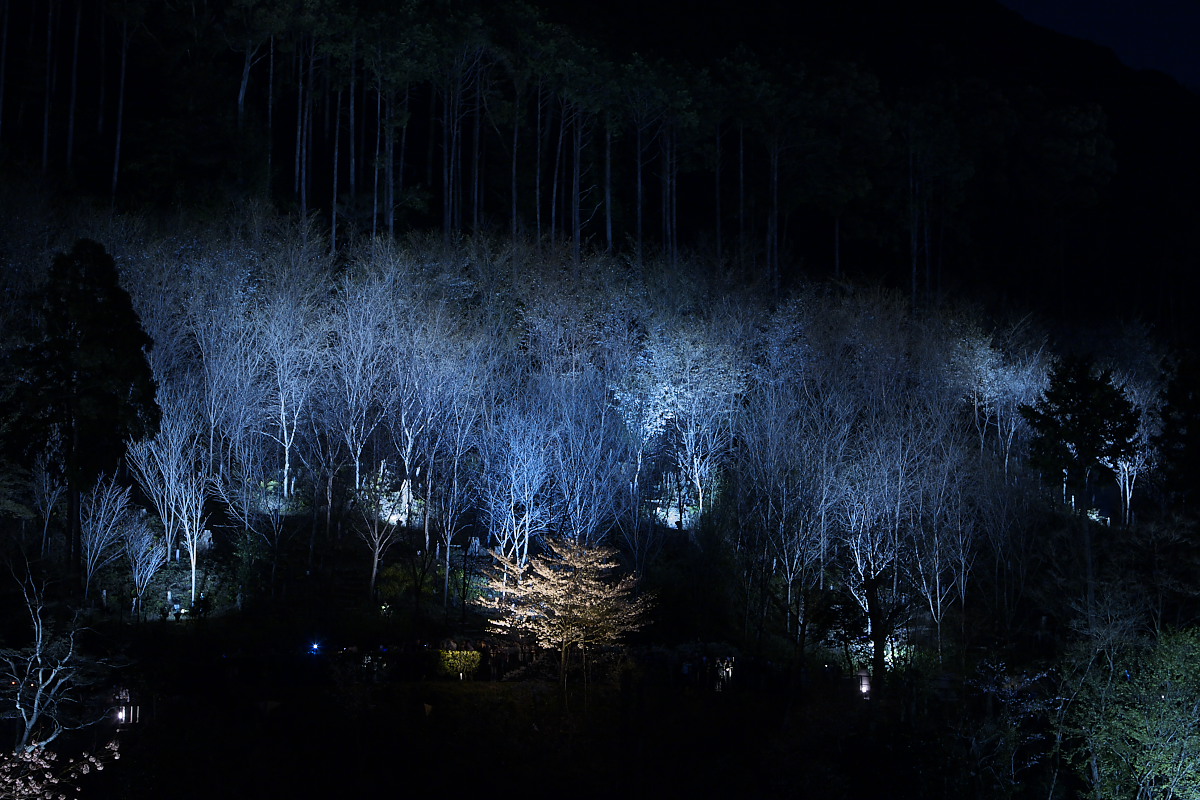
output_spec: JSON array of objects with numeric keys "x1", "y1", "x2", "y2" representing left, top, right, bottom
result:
[
  {"x1": 571, "y1": 106, "x2": 581, "y2": 265},
  {"x1": 41, "y1": 0, "x2": 54, "y2": 175},
  {"x1": 1, "y1": 0, "x2": 11, "y2": 142},
  {"x1": 348, "y1": 39, "x2": 356, "y2": 200},
  {"x1": 604, "y1": 114, "x2": 613, "y2": 253},
  {"x1": 294, "y1": 45, "x2": 303, "y2": 199},
  {"x1": 332, "y1": 89, "x2": 341, "y2": 251},
  {"x1": 714, "y1": 123, "x2": 722, "y2": 263},
  {"x1": 635, "y1": 124, "x2": 644, "y2": 265},
  {"x1": 866, "y1": 575, "x2": 888, "y2": 699},
  {"x1": 267, "y1": 35, "x2": 274, "y2": 187},
  {"x1": 111, "y1": 17, "x2": 127, "y2": 202},
  {"x1": 372, "y1": 83, "x2": 381, "y2": 236},
  {"x1": 65, "y1": 0, "x2": 80, "y2": 172},
  {"x1": 511, "y1": 90, "x2": 520, "y2": 243}
]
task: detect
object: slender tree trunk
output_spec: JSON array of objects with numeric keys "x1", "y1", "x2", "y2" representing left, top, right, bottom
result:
[
  {"x1": 571, "y1": 106, "x2": 582, "y2": 265},
  {"x1": 635, "y1": 124, "x2": 644, "y2": 264},
  {"x1": 769, "y1": 142, "x2": 780, "y2": 292},
  {"x1": 372, "y1": 83, "x2": 381, "y2": 237},
  {"x1": 332, "y1": 89, "x2": 341, "y2": 251},
  {"x1": 65, "y1": 0, "x2": 80, "y2": 172},
  {"x1": 714, "y1": 123, "x2": 722, "y2": 263},
  {"x1": 551, "y1": 101, "x2": 564, "y2": 242},
  {"x1": 511, "y1": 90, "x2": 520, "y2": 243},
  {"x1": 267, "y1": 35, "x2": 274, "y2": 188},
  {"x1": 237, "y1": 41, "x2": 259, "y2": 132},
  {"x1": 1, "y1": 0, "x2": 12, "y2": 141},
  {"x1": 111, "y1": 17, "x2": 128, "y2": 202},
  {"x1": 294, "y1": 45, "x2": 303, "y2": 198},
  {"x1": 95, "y1": 11, "x2": 104, "y2": 135},
  {"x1": 41, "y1": 0, "x2": 55, "y2": 175},
  {"x1": 738, "y1": 123, "x2": 745, "y2": 269},
  {"x1": 348, "y1": 39, "x2": 356, "y2": 199},
  {"x1": 397, "y1": 86, "x2": 409, "y2": 230},
  {"x1": 386, "y1": 92, "x2": 397, "y2": 237},
  {"x1": 605, "y1": 114, "x2": 613, "y2": 253},
  {"x1": 442, "y1": 85, "x2": 452, "y2": 236},
  {"x1": 301, "y1": 43, "x2": 315, "y2": 219},
  {"x1": 472, "y1": 73, "x2": 482, "y2": 232},
  {"x1": 535, "y1": 82, "x2": 544, "y2": 241}
]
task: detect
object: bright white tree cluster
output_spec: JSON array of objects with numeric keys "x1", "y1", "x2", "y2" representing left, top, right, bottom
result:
[{"x1": 17, "y1": 213, "x2": 1159, "y2": 681}]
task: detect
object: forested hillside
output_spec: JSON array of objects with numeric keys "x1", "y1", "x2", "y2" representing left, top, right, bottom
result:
[{"x1": 2, "y1": 2, "x2": 1200, "y2": 797}]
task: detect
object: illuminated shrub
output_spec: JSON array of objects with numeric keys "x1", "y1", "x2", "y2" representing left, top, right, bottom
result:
[{"x1": 437, "y1": 649, "x2": 482, "y2": 679}]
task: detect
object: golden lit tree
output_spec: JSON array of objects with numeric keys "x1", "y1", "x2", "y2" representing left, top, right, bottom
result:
[{"x1": 480, "y1": 539, "x2": 651, "y2": 688}]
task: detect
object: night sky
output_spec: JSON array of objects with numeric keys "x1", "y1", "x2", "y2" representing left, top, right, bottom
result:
[{"x1": 999, "y1": 0, "x2": 1200, "y2": 92}]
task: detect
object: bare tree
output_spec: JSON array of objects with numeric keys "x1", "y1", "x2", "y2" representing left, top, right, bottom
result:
[
  {"x1": 79, "y1": 474, "x2": 130, "y2": 601},
  {"x1": 426, "y1": 340, "x2": 490, "y2": 609},
  {"x1": 1105, "y1": 370, "x2": 1161, "y2": 526},
  {"x1": 481, "y1": 409, "x2": 558, "y2": 578},
  {"x1": 127, "y1": 382, "x2": 211, "y2": 604},
  {"x1": 254, "y1": 291, "x2": 326, "y2": 501},
  {"x1": 327, "y1": 267, "x2": 394, "y2": 491},
  {"x1": 30, "y1": 449, "x2": 64, "y2": 559},
  {"x1": 123, "y1": 515, "x2": 167, "y2": 621},
  {"x1": 646, "y1": 311, "x2": 747, "y2": 526},
  {"x1": 354, "y1": 461, "x2": 404, "y2": 597},
  {"x1": 0, "y1": 578, "x2": 97, "y2": 750},
  {"x1": 539, "y1": 368, "x2": 631, "y2": 547}
]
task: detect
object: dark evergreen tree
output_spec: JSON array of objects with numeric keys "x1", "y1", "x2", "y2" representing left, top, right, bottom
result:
[
  {"x1": 1020, "y1": 354, "x2": 1139, "y2": 510},
  {"x1": 5, "y1": 239, "x2": 159, "y2": 590}
]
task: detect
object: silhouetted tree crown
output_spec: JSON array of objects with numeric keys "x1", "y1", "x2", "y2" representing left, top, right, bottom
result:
[{"x1": 1020, "y1": 354, "x2": 1138, "y2": 506}]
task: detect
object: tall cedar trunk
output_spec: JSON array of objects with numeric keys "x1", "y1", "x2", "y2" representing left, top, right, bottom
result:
[
  {"x1": 441, "y1": 85, "x2": 452, "y2": 235},
  {"x1": 348, "y1": 39, "x2": 356, "y2": 199},
  {"x1": 95, "y1": 10, "x2": 103, "y2": 135},
  {"x1": 294, "y1": 45, "x2": 303, "y2": 198},
  {"x1": 41, "y1": 0, "x2": 54, "y2": 174},
  {"x1": 635, "y1": 124, "x2": 644, "y2": 264},
  {"x1": 511, "y1": 88, "x2": 520, "y2": 243},
  {"x1": 551, "y1": 101, "x2": 564, "y2": 242},
  {"x1": 2, "y1": 0, "x2": 12, "y2": 141},
  {"x1": 372, "y1": 83, "x2": 381, "y2": 236},
  {"x1": 332, "y1": 89, "x2": 341, "y2": 251},
  {"x1": 302, "y1": 43, "x2": 315, "y2": 220},
  {"x1": 866, "y1": 575, "x2": 888, "y2": 699},
  {"x1": 65, "y1": 0, "x2": 79, "y2": 171},
  {"x1": 535, "y1": 83, "x2": 544, "y2": 241},
  {"x1": 386, "y1": 93, "x2": 394, "y2": 236},
  {"x1": 294, "y1": 45, "x2": 302, "y2": 196},
  {"x1": 605, "y1": 115, "x2": 613, "y2": 253},
  {"x1": 425, "y1": 86, "x2": 435, "y2": 188},
  {"x1": 714, "y1": 123, "x2": 722, "y2": 263},
  {"x1": 397, "y1": 87, "x2": 409, "y2": 231},
  {"x1": 571, "y1": 106, "x2": 581, "y2": 265},
  {"x1": 738, "y1": 123, "x2": 745, "y2": 269},
  {"x1": 237, "y1": 40, "x2": 257, "y2": 132},
  {"x1": 111, "y1": 17, "x2": 127, "y2": 201},
  {"x1": 267, "y1": 35, "x2": 273, "y2": 188},
  {"x1": 471, "y1": 74, "x2": 482, "y2": 232}
]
